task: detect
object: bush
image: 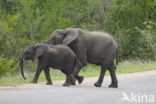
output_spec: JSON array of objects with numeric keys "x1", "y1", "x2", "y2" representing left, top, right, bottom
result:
[
  {"x1": 135, "y1": 21, "x2": 156, "y2": 60},
  {"x1": 0, "y1": 55, "x2": 18, "y2": 76}
]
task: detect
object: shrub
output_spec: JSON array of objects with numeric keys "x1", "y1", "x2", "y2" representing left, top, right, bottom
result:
[
  {"x1": 135, "y1": 21, "x2": 156, "y2": 60},
  {"x1": 0, "y1": 55, "x2": 18, "y2": 76}
]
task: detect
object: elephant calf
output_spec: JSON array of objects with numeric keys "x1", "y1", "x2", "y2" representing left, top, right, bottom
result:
[{"x1": 20, "y1": 44, "x2": 82, "y2": 86}]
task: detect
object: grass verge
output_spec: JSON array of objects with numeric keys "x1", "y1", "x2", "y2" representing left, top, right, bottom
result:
[{"x1": 0, "y1": 60, "x2": 156, "y2": 86}]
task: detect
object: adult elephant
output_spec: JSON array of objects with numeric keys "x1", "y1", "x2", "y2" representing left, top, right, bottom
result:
[{"x1": 47, "y1": 28, "x2": 118, "y2": 88}]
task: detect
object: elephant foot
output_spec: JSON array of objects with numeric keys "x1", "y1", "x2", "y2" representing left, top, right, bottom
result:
[
  {"x1": 63, "y1": 83, "x2": 70, "y2": 87},
  {"x1": 46, "y1": 82, "x2": 53, "y2": 85},
  {"x1": 108, "y1": 83, "x2": 118, "y2": 88},
  {"x1": 31, "y1": 80, "x2": 38, "y2": 84},
  {"x1": 94, "y1": 82, "x2": 102, "y2": 87},
  {"x1": 78, "y1": 76, "x2": 84, "y2": 84}
]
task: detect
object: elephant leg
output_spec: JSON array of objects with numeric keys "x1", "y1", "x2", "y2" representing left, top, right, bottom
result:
[
  {"x1": 73, "y1": 57, "x2": 87, "y2": 84},
  {"x1": 72, "y1": 65, "x2": 84, "y2": 84},
  {"x1": 108, "y1": 62, "x2": 118, "y2": 88},
  {"x1": 73, "y1": 65, "x2": 84, "y2": 84},
  {"x1": 71, "y1": 48, "x2": 87, "y2": 84},
  {"x1": 44, "y1": 67, "x2": 52, "y2": 85},
  {"x1": 94, "y1": 66, "x2": 107, "y2": 87},
  {"x1": 32, "y1": 63, "x2": 43, "y2": 84},
  {"x1": 74, "y1": 74, "x2": 84, "y2": 84},
  {"x1": 70, "y1": 74, "x2": 76, "y2": 85},
  {"x1": 63, "y1": 74, "x2": 71, "y2": 86}
]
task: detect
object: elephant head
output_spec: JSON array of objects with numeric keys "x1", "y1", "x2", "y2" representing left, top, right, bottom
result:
[
  {"x1": 20, "y1": 44, "x2": 48, "y2": 79},
  {"x1": 47, "y1": 28, "x2": 79, "y2": 46}
]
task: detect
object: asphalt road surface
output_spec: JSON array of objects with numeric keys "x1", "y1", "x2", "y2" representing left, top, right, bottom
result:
[{"x1": 0, "y1": 70, "x2": 156, "y2": 104}]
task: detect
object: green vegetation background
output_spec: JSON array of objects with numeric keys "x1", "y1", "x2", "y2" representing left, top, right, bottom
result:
[{"x1": 0, "y1": 0, "x2": 156, "y2": 85}]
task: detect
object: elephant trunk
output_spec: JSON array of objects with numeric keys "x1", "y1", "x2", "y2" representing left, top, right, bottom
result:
[{"x1": 20, "y1": 54, "x2": 26, "y2": 79}]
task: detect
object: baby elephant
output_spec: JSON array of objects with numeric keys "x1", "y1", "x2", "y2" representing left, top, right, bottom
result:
[{"x1": 20, "y1": 44, "x2": 82, "y2": 86}]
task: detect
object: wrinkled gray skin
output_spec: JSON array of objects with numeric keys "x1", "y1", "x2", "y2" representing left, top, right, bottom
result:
[
  {"x1": 47, "y1": 28, "x2": 118, "y2": 88},
  {"x1": 20, "y1": 44, "x2": 82, "y2": 86}
]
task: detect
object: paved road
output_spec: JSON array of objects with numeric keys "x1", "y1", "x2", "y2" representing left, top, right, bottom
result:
[{"x1": 0, "y1": 71, "x2": 156, "y2": 104}]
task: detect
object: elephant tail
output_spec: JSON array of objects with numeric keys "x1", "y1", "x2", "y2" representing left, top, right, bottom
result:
[{"x1": 115, "y1": 48, "x2": 118, "y2": 70}]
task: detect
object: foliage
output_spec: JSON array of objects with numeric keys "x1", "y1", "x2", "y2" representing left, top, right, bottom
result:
[
  {"x1": 0, "y1": 55, "x2": 18, "y2": 76},
  {"x1": 136, "y1": 21, "x2": 156, "y2": 59},
  {"x1": 101, "y1": 0, "x2": 156, "y2": 60}
]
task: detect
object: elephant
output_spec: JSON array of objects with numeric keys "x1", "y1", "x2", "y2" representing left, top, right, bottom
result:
[
  {"x1": 47, "y1": 28, "x2": 118, "y2": 88},
  {"x1": 19, "y1": 43, "x2": 82, "y2": 86}
]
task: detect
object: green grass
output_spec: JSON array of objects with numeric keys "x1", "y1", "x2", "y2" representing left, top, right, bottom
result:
[{"x1": 0, "y1": 60, "x2": 156, "y2": 86}]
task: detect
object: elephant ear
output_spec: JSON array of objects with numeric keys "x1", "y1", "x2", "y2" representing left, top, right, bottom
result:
[
  {"x1": 33, "y1": 45, "x2": 48, "y2": 61},
  {"x1": 63, "y1": 30, "x2": 79, "y2": 46}
]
